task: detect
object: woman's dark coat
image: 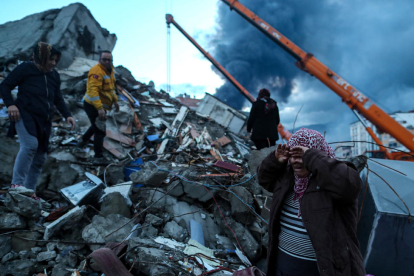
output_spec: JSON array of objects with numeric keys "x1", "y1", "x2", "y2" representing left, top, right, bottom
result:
[
  {"x1": 247, "y1": 98, "x2": 280, "y2": 141},
  {"x1": 257, "y1": 149, "x2": 365, "y2": 276},
  {"x1": 0, "y1": 62, "x2": 71, "y2": 150}
]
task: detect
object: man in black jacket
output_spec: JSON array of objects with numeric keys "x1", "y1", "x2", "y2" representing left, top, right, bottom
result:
[{"x1": 247, "y1": 88, "x2": 280, "y2": 150}]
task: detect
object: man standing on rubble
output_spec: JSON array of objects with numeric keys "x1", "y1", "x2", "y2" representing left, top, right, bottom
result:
[
  {"x1": 77, "y1": 50, "x2": 119, "y2": 164},
  {"x1": 257, "y1": 128, "x2": 365, "y2": 276},
  {"x1": 247, "y1": 88, "x2": 280, "y2": 150}
]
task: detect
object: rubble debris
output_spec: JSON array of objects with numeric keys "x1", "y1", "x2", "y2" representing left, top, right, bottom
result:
[
  {"x1": 44, "y1": 206, "x2": 86, "y2": 240},
  {"x1": 0, "y1": 4, "x2": 279, "y2": 275},
  {"x1": 100, "y1": 192, "x2": 130, "y2": 218},
  {"x1": 0, "y1": 3, "x2": 116, "y2": 69}
]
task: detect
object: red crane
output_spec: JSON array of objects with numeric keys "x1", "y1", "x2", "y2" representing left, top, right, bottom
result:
[
  {"x1": 221, "y1": 0, "x2": 414, "y2": 160},
  {"x1": 166, "y1": 14, "x2": 292, "y2": 141}
]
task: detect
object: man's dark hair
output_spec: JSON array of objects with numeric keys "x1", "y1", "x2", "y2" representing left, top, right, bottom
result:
[{"x1": 99, "y1": 50, "x2": 112, "y2": 59}]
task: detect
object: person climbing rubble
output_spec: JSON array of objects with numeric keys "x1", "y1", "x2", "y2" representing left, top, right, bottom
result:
[
  {"x1": 0, "y1": 42, "x2": 76, "y2": 200},
  {"x1": 77, "y1": 50, "x2": 119, "y2": 164},
  {"x1": 247, "y1": 88, "x2": 280, "y2": 150},
  {"x1": 257, "y1": 128, "x2": 365, "y2": 276}
]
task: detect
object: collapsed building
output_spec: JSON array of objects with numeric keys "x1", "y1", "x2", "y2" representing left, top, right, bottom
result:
[
  {"x1": 1, "y1": 3, "x2": 414, "y2": 276},
  {"x1": 0, "y1": 4, "x2": 273, "y2": 276}
]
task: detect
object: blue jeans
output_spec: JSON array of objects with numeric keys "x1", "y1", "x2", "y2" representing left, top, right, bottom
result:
[{"x1": 11, "y1": 119, "x2": 47, "y2": 192}]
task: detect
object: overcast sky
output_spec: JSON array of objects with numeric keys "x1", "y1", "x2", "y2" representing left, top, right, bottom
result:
[{"x1": 1, "y1": 0, "x2": 413, "y2": 144}]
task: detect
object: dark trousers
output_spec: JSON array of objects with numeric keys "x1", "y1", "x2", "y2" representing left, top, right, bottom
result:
[
  {"x1": 82, "y1": 101, "x2": 106, "y2": 158},
  {"x1": 253, "y1": 139, "x2": 276, "y2": 150}
]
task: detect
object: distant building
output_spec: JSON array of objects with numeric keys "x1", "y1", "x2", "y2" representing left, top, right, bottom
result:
[{"x1": 350, "y1": 111, "x2": 414, "y2": 157}]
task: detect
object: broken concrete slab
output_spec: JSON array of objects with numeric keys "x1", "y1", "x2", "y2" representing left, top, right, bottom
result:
[
  {"x1": 4, "y1": 192, "x2": 41, "y2": 219},
  {"x1": 37, "y1": 250, "x2": 57, "y2": 262},
  {"x1": 163, "y1": 220, "x2": 186, "y2": 242},
  {"x1": 0, "y1": 259, "x2": 35, "y2": 276},
  {"x1": 144, "y1": 214, "x2": 163, "y2": 227},
  {"x1": 100, "y1": 192, "x2": 130, "y2": 218},
  {"x1": 38, "y1": 158, "x2": 79, "y2": 194},
  {"x1": 140, "y1": 225, "x2": 158, "y2": 239},
  {"x1": 130, "y1": 162, "x2": 170, "y2": 187},
  {"x1": 12, "y1": 231, "x2": 42, "y2": 253},
  {"x1": 137, "y1": 247, "x2": 175, "y2": 276},
  {"x1": 43, "y1": 206, "x2": 86, "y2": 240},
  {"x1": 0, "y1": 208, "x2": 27, "y2": 230},
  {"x1": 82, "y1": 214, "x2": 135, "y2": 251},
  {"x1": 0, "y1": 3, "x2": 116, "y2": 69},
  {"x1": 248, "y1": 145, "x2": 277, "y2": 175},
  {"x1": 166, "y1": 180, "x2": 184, "y2": 197},
  {"x1": 229, "y1": 186, "x2": 254, "y2": 224},
  {"x1": 0, "y1": 236, "x2": 12, "y2": 259}
]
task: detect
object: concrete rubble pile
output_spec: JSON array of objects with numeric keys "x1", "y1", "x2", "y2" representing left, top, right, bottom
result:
[
  {"x1": 0, "y1": 57, "x2": 274, "y2": 275},
  {"x1": 0, "y1": 4, "x2": 272, "y2": 276}
]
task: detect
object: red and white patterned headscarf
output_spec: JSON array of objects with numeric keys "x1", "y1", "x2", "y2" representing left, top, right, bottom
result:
[{"x1": 287, "y1": 128, "x2": 335, "y2": 216}]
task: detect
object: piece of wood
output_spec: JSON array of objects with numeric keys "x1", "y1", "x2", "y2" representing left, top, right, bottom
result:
[
  {"x1": 213, "y1": 160, "x2": 241, "y2": 172},
  {"x1": 103, "y1": 140, "x2": 126, "y2": 159},
  {"x1": 119, "y1": 123, "x2": 132, "y2": 134},
  {"x1": 106, "y1": 129, "x2": 135, "y2": 146},
  {"x1": 213, "y1": 136, "x2": 231, "y2": 147}
]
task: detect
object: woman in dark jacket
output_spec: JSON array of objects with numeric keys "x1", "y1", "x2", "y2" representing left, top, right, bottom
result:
[
  {"x1": 0, "y1": 42, "x2": 75, "y2": 199},
  {"x1": 257, "y1": 128, "x2": 365, "y2": 276},
  {"x1": 247, "y1": 88, "x2": 280, "y2": 150}
]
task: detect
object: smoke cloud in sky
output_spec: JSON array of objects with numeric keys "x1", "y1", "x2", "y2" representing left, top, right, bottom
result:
[{"x1": 208, "y1": 0, "x2": 414, "y2": 142}]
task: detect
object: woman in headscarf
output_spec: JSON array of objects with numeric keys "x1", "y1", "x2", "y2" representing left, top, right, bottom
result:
[
  {"x1": 247, "y1": 88, "x2": 280, "y2": 150},
  {"x1": 257, "y1": 128, "x2": 365, "y2": 276},
  {"x1": 0, "y1": 42, "x2": 75, "y2": 200}
]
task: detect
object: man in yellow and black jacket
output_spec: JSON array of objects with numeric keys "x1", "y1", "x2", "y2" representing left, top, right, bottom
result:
[{"x1": 78, "y1": 50, "x2": 119, "y2": 164}]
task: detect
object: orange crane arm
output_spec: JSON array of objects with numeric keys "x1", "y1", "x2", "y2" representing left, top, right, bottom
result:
[
  {"x1": 166, "y1": 14, "x2": 291, "y2": 140},
  {"x1": 221, "y1": 0, "x2": 414, "y2": 152}
]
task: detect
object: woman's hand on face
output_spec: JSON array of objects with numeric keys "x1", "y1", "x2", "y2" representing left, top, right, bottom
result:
[
  {"x1": 8, "y1": 105, "x2": 20, "y2": 121},
  {"x1": 66, "y1": 117, "x2": 76, "y2": 130},
  {"x1": 275, "y1": 143, "x2": 290, "y2": 163},
  {"x1": 289, "y1": 146, "x2": 309, "y2": 158}
]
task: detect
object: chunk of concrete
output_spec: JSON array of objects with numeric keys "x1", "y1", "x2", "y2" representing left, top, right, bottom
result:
[
  {"x1": 137, "y1": 247, "x2": 175, "y2": 276},
  {"x1": 228, "y1": 186, "x2": 255, "y2": 224},
  {"x1": 130, "y1": 163, "x2": 169, "y2": 187},
  {"x1": 144, "y1": 214, "x2": 163, "y2": 227},
  {"x1": 82, "y1": 214, "x2": 135, "y2": 251},
  {"x1": 0, "y1": 259, "x2": 35, "y2": 276},
  {"x1": 43, "y1": 206, "x2": 86, "y2": 240},
  {"x1": 38, "y1": 159, "x2": 79, "y2": 193},
  {"x1": 248, "y1": 146, "x2": 277, "y2": 175},
  {"x1": 168, "y1": 201, "x2": 221, "y2": 249},
  {"x1": 163, "y1": 221, "x2": 186, "y2": 242},
  {"x1": 100, "y1": 192, "x2": 130, "y2": 218},
  {"x1": 11, "y1": 231, "x2": 42, "y2": 253},
  {"x1": 37, "y1": 250, "x2": 57, "y2": 262},
  {"x1": 140, "y1": 225, "x2": 158, "y2": 239},
  {"x1": 0, "y1": 210, "x2": 27, "y2": 230},
  {"x1": 113, "y1": 101, "x2": 134, "y2": 124},
  {"x1": 0, "y1": 236, "x2": 12, "y2": 259},
  {"x1": 166, "y1": 180, "x2": 184, "y2": 197},
  {"x1": 4, "y1": 192, "x2": 41, "y2": 219},
  {"x1": 220, "y1": 217, "x2": 260, "y2": 261}
]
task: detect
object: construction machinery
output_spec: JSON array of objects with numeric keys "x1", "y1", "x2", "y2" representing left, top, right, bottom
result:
[
  {"x1": 221, "y1": 0, "x2": 414, "y2": 161},
  {"x1": 166, "y1": 14, "x2": 292, "y2": 141}
]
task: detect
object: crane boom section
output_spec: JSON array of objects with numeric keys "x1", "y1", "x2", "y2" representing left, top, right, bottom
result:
[
  {"x1": 166, "y1": 14, "x2": 255, "y2": 103},
  {"x1": 221, "y1": 0, "x2": 414, "y2": 152}
]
